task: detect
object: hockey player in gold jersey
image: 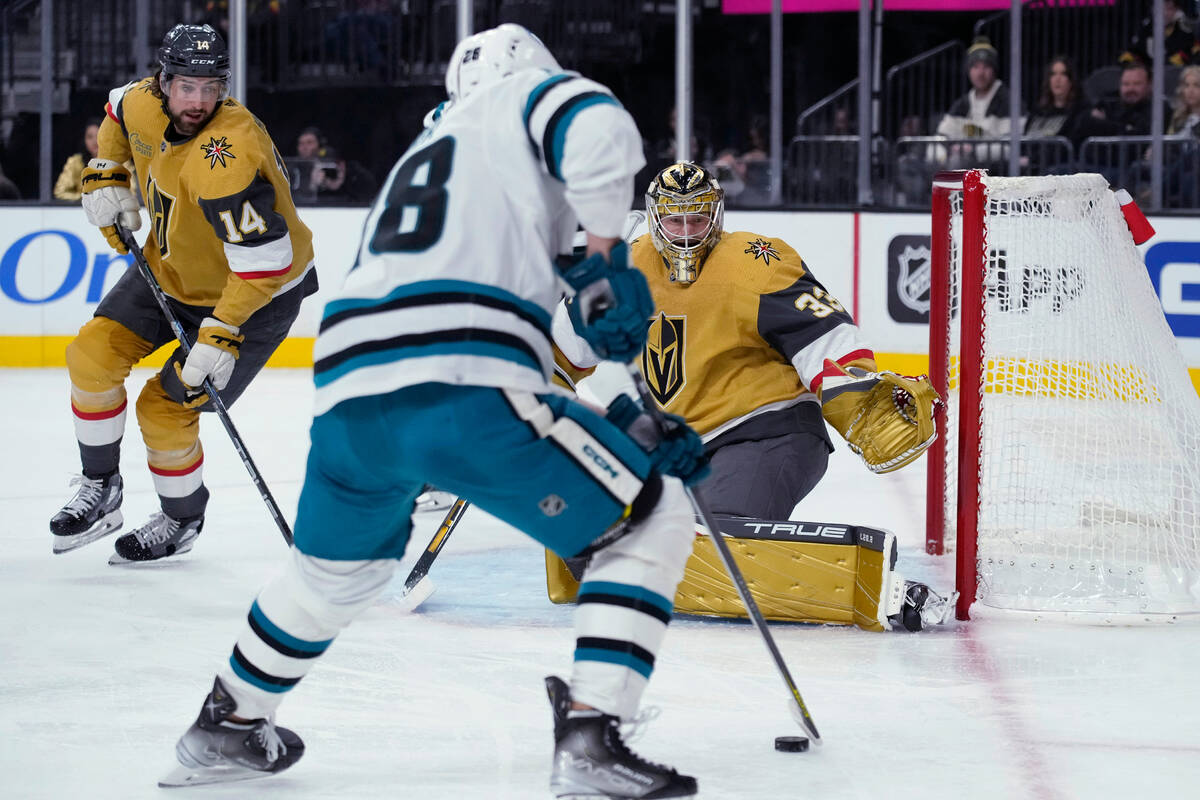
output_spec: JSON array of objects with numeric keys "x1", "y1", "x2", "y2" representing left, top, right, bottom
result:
[
  {"x1": 549, "y1": 161, "x2": 955, "y2": 631},
  {"x1": 50, "y1": 23, "x2": 318, "y2": 564}
]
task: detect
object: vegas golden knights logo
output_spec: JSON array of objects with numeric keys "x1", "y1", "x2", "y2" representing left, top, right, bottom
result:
[
  {"x1": 145, "y1": 177, "x2": 176, "y2": 259},
  {"x1": 643, "y1": 311, "x2": 686, "y2": 406}
]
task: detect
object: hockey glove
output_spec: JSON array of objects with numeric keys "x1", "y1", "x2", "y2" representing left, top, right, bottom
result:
[
  {"x1": 563, "y1": 242, "x2": 653, "y2": 363},
  {"x1": 606, "y1": 394, "x2": 710, "y2": 486},
  {"x1": 80, "y1": 158, "x2": 141, "y2": 254},
  {"x1": 178, "y1": 317, "x2": 244, "y2": 394},
  {"x1": 818, "y1": 359, "x2": 942, "y2": 474}
]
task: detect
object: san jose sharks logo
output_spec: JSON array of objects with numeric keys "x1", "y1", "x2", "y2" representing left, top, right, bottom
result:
[
  {"x1": 744, "y1": 238, "x2": 780, "y2": 265},
  {"x1": 200, "y1": 136, "x2": 236, "y2": 169},
  {"x1": 643, "y1": 312, "x2": 686, "y2": 406}
]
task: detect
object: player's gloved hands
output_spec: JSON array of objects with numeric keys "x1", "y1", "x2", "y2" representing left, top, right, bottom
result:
[
  {"x1": 178, "y1": 317, "x2": 244, "y2": 393},
  {"x1": 606, "y1": 394, "x2": 711, "y2": 486},
  {"x1": 563, "y1": 241, "x2": 653, "y2": 363},
  {"x1": 80, "y1": 158, "x2": 141, "y2": 254}
]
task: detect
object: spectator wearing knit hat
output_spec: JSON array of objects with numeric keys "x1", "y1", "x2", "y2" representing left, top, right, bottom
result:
[{"x1": 936, "y1": 37, "x2": 1016, "y2": 142}]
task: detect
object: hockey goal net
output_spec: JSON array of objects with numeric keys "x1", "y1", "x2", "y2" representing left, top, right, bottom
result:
[{"x1": 926, "y1": 170, "x2": 1200, "y2": 621}]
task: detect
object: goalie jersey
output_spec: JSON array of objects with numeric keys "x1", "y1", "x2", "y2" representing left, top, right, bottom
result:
[
  {"x1": 100, "y1": 77, "x2": 315, "y2": 326},
  {"x1": 559, "y1": 233, "x2": 877, "y2": 447},
  {"x1": 312, "y1": 70, "x2": 644, "y2": 417}
]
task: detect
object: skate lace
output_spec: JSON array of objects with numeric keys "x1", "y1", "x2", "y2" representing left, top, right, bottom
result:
[
  {"x1": 133, "y1": 512, "x2": 177, "y2": 546},
  {"x1": 63, "y1": 475, "x2": 104, "y2": 516},
  {"x1": 254, "y1": 715, "x2": 287, "y2": 763},
  {"x1": 607, "y1": 710, "x2": 676, "y2": 775},
  {"x1": 619, "y1": 705, "x2": 661, "y2": 744}
]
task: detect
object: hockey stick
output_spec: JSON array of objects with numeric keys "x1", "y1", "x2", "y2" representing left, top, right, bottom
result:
[
  {"x1": 625, "y1": 363, "x2": 823, "y2": 744},
  {"x1": 115, "y1": 223, "x2": 294, "y2": 547},
  {"x1": 395, "y1": 497, "x2": 470, "y2": 612}
]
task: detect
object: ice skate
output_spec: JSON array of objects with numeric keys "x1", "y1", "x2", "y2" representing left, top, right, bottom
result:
[
  {"x1": 160, "y1": 677, "x2": 304, "y2": 787},
  {"x1": 109, "y1": 511, "x2": 203, "y2": 564},
  {"x1": 545, "y1": 676, "x2": 696, "y2": 799},
  {"x1": 889, "y1": 581, "x2": 957, "y2": 631},
  {"x1": 50, "y1": 473, "x2": 123, "y2": 554},
  {"x1": 415, "y1": 489, "x2": 456, "y2": 513}
]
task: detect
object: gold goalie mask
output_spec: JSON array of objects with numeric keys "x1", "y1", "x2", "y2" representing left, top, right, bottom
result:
[{"x1": 646, "y1": 161, "x2": 724, "y2": 284}]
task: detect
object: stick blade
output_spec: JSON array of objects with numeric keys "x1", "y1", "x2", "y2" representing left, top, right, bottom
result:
[
  {"x1": 393, "y1": 577, "x2": 436, "y2": 612},
  {"x1": 788, "y1": 699, "x2": 822, "y2": 746}
]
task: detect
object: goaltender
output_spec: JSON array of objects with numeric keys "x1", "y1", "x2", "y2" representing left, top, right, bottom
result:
[{"x1": 551, "y1": 161, "x2": 954, "y2": 631}]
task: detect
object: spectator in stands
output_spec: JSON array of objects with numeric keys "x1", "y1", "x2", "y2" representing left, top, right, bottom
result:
[
  {"x1": 1169, "y1": 64, "x2": 1200, "y2": 136},
  {"x1": 895, "y1": 114, "x2": 937, "y2": 206},
  {"x1": 1025, "y1": 56, "x2": 1091, "y2": 150},
  {"x1": 710, "y1": 114, "x2": 769, "y2": 205},
  {"x1": 54, "y1": 118, "x2": 102, "y2": 201},
  {"x1": 314, "y1": 153, "x2": 379, "y2": 204},
  {"x1": 290, "y1": 126, "x2": 378, "y2": 205},
  {"x1": 1086, "y1": 61, "x2": 1160, "y2": 136},
  {"x1": 1122, "y1": 0, "x2": 1199, "y2": 68},
  {"x1": 1163, "y1": 64, "x2": 1200, "y2": 206},
  {"x1": 935, "y1": 36, "x2": 1017, "y2": 170},
  {"x1": 289, "y1": 126, "x2": 342, "y2": 204}
]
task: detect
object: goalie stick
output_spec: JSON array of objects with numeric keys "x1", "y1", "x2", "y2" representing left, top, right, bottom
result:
[
  {"x1": 625, "y1": 362, "x2": 823, "y2": 745},
  {"x1": 395, "y1": 497, "x2": 470, "y2": 612},
  {"x1": 115, "y1": 223, "x2": 293, "y2": 548}
]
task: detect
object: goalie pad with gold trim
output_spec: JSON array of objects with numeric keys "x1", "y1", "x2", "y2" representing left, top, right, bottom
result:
[
  {"x1": 818, "y1": 359, "x2": 942, "y2": 474},
  {"x1": 545, "y1": 515, "x2": 955, "y2": 632}
]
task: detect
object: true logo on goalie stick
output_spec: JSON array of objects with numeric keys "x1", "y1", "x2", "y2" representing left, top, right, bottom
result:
[{"x1": 643, "y1": 312, "x2": 686, "y2": 406}]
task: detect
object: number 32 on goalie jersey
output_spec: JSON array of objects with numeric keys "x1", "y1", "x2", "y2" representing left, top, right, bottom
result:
[{"x1": 368, "y1": 137, "x2": 455, "y2": 255}]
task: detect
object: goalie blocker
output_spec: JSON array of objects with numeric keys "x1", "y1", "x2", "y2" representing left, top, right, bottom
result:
[{"x1": 547, "y1": 515, "x2": 955, "y2": 632}]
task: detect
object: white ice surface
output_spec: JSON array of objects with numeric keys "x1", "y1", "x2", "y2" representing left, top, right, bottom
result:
[{"x1": 2, "y1": 368, "x2": 1199, "y2": 799}]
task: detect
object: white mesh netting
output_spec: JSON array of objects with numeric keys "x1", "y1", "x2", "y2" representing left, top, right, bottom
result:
[{"x1": 942, "y1": 173, "x2": 1200, "y2": 617}]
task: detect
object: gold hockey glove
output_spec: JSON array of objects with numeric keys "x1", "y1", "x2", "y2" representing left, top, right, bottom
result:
[
  {"x1": 818, "y1": 359, "x2": 941, "y2": 474},
  {"x1": 80, "y1": 158, "x2": 141, "y2": 254}
]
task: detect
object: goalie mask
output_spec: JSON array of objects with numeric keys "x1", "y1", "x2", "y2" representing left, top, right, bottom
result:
[
  {"x1": 445, "y1": 23, "x2": 560, "y2": 106},
  {"x1": 158, "y1": 23, "x2": 230, "y2": 101},
  {"x1": 646, "y1": 162, "x2": 724, "y2": 284}
]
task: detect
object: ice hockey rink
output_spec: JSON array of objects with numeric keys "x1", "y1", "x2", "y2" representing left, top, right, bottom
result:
[{"x1": 3, "y1": 367, "x2": 1199, "y2": 800}]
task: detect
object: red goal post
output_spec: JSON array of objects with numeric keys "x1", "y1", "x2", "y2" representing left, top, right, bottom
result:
[{"x1": 926, "y1": 170, "x2": 1200, "y2": 622}]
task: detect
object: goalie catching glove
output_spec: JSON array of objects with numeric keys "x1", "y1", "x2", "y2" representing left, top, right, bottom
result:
[
  {"x1": 563, "y1": 241, "x2": 654, "y2": 363},
  {"x1": 176, "y1": 317, "x2": 244, "y2": 400},
  {"x1": 606, "y1": 394, "x2": 710, "y2": 485},
  {"x1": 818, "y1": 360, "x2": 941, "y2": 474},
  {"x1": 80, "y1": 158, "x2": 141, "y2": 254}
]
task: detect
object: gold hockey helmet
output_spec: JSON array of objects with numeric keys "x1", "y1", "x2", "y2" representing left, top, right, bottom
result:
[{"x1": 646, "y1": 161, "x2": 724, "y2": 284}]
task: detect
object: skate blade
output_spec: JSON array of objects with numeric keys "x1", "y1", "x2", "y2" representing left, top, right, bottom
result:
[
  {"x1": 415, "y1": 491, "x2": 455, "y2": 513},
  {"x1": 555, "y1": 793, "x2": 696, "y2": 800},
  {"x1": 51, "y1": 512, "x2": 124, "y2": 554},
  {"x1": 158, "y1": 761, "x2": 275, "y2": 788},
  {"x1": 108, "y1": 538, "x2": 196, "y2": 566},
  {"x1": 393, "y1": 577, "x2": 436, "y2": 612}
]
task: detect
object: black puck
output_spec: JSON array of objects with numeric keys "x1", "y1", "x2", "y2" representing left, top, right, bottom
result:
[{"x1": 774, "y1": 735, "x2": 810, "y2": 752}]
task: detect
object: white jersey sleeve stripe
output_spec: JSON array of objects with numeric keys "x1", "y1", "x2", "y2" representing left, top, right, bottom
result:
[
  {"x1": 541, "y1": 93, "x2": 621, "y2": 179},
  {"x1": 223, "y1": 231, "x2": 294, "y2": 278}
]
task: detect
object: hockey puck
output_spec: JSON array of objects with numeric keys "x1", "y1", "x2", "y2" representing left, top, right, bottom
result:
[{"x1": 774, "y1": 736, "x2": 810, "y2": 752}]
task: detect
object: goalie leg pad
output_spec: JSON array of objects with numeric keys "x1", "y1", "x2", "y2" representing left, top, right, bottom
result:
[
  {"x1": 570, "y1": 477, "x2": 693, "y2": 722},
  {"x1": 218, "y1": 549, "x2": 396, "y2": 720}
]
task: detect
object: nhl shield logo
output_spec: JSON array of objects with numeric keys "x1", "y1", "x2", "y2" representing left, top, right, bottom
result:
[
  {"x1": 643, "y1": 312, "x2": 686, "y2": 406},
  {"x1": 896, "y1": 244, "x2": 932, "y2": 314},
  {"x1": 886, "y1": 235, "x2": 933, "y2": 323}
]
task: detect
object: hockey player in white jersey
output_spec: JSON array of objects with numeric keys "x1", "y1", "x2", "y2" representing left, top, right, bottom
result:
[{"x1": 162, "y1": 25, "x2": 708, "y2": 798}]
